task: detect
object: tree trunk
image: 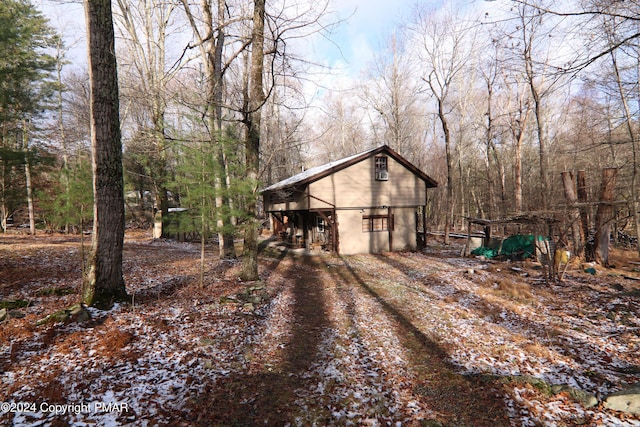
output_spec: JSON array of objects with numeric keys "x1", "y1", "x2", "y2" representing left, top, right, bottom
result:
[
  {"x1": 609, "y1": 48, "x2": 640, "y2": 257},
  {"x1": 484, "y1": 82, "x2": 494, "y2": 219},
  {"x1": 22, "y1": 120, "x2": 35, "y2": 235},
  {"x1": 631, "y1": 44, "x2": 640, "y2": 255},
  {"x1": 240, "y1": 0, "x2": 265, "y2": 281},
  {"x1": 436, "y1": 98, "x2": 453, "y2": 245},
  {"x1": 520, "y1": 5, "x2": 549, "y2": 210},
  {"x1": 56, "y1": 41, "x2": 71, "y2": 234},
  {"x1": 576, "y1": 170, "x2": 590, "y2": 247},
  {"x1": 561, "y1": 171, "x2": 583, "y2": 258},
  {"x1": 213, "y1": 0, "x2": 236, "y2": 259},
  {"x1": 512, "y1": 104, "x2": 529, "y2": 214},
  {"x1": 532, "y1": 89, "x2": 548, "y2": 208},
  {"x1": 82, "y1": 0, "x2": 128, "y2": 309},
  {"x1": 0, "y1": 139, "x2": 6, "y2": 233},
  {"x1": 594, "y1": 168, "x2": 618, "y2": 266}
]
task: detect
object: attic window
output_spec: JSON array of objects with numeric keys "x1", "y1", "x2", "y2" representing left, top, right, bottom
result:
[{"x1": 375, "y1": 156, "x2": 388, "y2": 181}]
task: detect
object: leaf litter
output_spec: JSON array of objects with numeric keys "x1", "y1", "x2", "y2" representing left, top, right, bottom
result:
[{"x1": 0, "y1": 232, "x2": 639, "y2": 426}]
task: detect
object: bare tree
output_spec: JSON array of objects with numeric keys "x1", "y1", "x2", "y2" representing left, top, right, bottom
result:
[
  {"x1": 516, "y1": 2, "x2": 555, "y2": 209},
  {"x1": 602, "y1": 13, "x2": 640, "y2": 256},
  {"x1": 180, "y1": 0, "x2": 249, "y2": 259},
  {"x1": 512, "y1": 0, "x2": 640, "y2": 74},
  {"x1": 476, "y1": 38, "x2": 510, "y2": 218},
  {"x1": 498, "y1": 62, "x2": 532, "y2": 214},
  {"x1": 114, "y1": 0, "x2": 181, "y2": 238},
  {"x1": 361, "y1": 33, "x2": 423, "y2": 157},
  {"x1": 411, "y1": 6, "x2": 476, "y2": 244},
  {"x1": 510, "y1": 0, "x2": 640, "y2": 244},
  {"x1": 314, "y1": 91, "x2": 368, "y2": 163}
]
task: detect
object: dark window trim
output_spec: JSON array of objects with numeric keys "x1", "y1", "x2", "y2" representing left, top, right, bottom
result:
[
  {"x1": 362, "y1": 214, "x2": 394, "y2": 232},
  {"x1": 375, "y1": 156, "x2": 388, "y2": 181}
]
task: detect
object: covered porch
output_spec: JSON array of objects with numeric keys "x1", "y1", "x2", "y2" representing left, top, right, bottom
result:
[{"x1": 269, "y1": 209, "x2": 337, "y2": 253}]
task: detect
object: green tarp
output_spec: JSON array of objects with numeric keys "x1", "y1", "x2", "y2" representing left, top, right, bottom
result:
[
  {"x1": 471, "y1": 247, "x2": 498, "y2": 258},
  {"x1": 471, "y1": 234, "x2": 538, "y2": 259}
]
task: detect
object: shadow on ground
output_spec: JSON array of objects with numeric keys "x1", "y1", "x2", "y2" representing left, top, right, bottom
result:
[
  {"x1": 190, "y1": 255, "x2": 332, "y2": 426},
  {"x1": 326, "y1": 256, "x2": 510, "y2": 427},
  {"x1": 190, "y1": 252, "x2": 510, "y2": 426}
]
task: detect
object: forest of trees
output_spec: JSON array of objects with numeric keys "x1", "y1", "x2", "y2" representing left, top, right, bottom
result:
[{"x1": 2, "y1": 0, "x2": 640, "y2": 290}]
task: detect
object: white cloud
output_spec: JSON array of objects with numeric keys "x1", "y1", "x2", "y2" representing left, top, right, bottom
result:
[{"x1": 321, "y1": 0, "x2": 415, "y2": 74}]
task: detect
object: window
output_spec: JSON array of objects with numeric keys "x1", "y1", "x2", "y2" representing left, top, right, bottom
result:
[
  {"x1": 362, "y1": 215, "x2": 393, "y2": 232},
  {"x1": 316, "y1": 216, "x2": 325, "y2": 233},
  {"x1": 374, "y1": 156, "x2": 388, "y2": 181}
]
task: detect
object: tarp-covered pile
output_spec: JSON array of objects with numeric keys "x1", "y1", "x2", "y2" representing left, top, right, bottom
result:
[{"x1": 471, "y1": 234, "x2": 538, "y2": 260}]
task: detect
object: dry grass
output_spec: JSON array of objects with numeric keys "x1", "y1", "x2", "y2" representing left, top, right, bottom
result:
[
  {"x1": 493, "y1": 277, "x2": 535, "y2": 303},
  {"x1": 522, "y1": 341, "x2": 554, "y2": 359}
]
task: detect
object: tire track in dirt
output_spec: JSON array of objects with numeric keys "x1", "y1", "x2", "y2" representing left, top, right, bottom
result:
[
  {"x1": 326, "y1": 256, "x2": 511, "y2": 426},
  {"x1": 194, "y1": 255, "x2": 333, "y2": 425}
]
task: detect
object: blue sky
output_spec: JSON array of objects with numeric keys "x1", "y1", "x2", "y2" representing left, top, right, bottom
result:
[
  {"x1": 313, "y1": 0, "x2": 418, "y2": 75},
  {"x1": 37, "y1": 0, "x2": 422, "y2": 75}
]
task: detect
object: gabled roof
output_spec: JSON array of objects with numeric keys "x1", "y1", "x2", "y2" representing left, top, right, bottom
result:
[{"x1": 262, "y1": 145, "x2": 437, "y2": 193}]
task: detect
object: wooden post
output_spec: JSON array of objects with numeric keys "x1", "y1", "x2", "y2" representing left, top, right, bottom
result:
[
  {"x1": 332, "y1": 209, "x2": 338, "y2": 254},
  {"x1": 483, "y1": 225, "x2": 491, "y2": 248},
  {"x1": 594, "y1": 168, "x2": 618, "y2": 266},
  {"x1": 388, "y1": 207, "x2": 393, "y2": 252},
  {"x1": 422, "y1": 186, "x2": 430, "y2": 248},
  {"x1": 465, "y1": 219, "x2": 471, "y2": 256}
]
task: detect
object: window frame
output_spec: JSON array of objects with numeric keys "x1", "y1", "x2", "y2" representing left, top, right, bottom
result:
[
  {"x1": 362, "y1": 214, "x2": 393, "y2": 233},
  {"x1": 374, "y1": 156, "x2": 388, "y2": 181}
]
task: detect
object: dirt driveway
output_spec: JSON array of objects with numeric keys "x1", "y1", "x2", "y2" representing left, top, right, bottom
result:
[{"x1": 1, "y1": 232, "x2": 639, "y2": 426}]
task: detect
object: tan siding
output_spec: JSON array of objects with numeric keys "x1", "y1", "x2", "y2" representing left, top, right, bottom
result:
[
  {"x1": 264, "y1": 150, "x2": 430, "y2": 254},
  {"x1": 309, "y1": 156, "x2": 426, "y2": 209},
  {"x1": 338, "y1": 210, "x2": 388, "y2": 255},
  {"x1": 391, "y1": 207, "x2": 417, "y2": 251}
]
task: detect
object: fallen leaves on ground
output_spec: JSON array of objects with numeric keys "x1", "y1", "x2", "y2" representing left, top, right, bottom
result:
[{"x1": 1, "y1": 232, "x2": 639, "y2": 426}]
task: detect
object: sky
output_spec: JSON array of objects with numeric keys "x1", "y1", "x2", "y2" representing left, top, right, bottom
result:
[
  {"x1": 36, "y1": 0, "x2": 87, "y2": 66},
  {"x1": 35, "y1": 0, "x2": 420, "y2": 77},
  {"x1": 315, "y1": 0, "x2": 417, "y2": 75}
]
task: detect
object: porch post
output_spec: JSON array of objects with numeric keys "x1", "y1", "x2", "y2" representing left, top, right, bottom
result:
[
  {"x1": 333, "y1": 209, "x2": 339, "y2": 254},
  {"x1": 388, "y1": 206, "x2": 393, "y2": 252}
]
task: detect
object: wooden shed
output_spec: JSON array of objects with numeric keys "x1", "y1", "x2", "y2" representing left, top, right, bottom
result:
[{"x1": 262, "y1": 145, "x2": 438, "y2": 255}]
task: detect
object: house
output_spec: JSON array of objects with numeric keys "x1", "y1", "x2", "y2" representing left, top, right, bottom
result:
[{"x1": 262, "y1": 145, "x2": 438, "y2": 255}]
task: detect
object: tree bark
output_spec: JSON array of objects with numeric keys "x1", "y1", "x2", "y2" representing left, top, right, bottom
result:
[
  {"x1": 212, "y1": 0, "x2": 236, "y2": 259},
  {"x1": 0, "y1": 127, "x2": 6, "y2": 233},
  {"x1": 576, "y1": 170, "x2": 590, "y2": 247},
  {"x1": 512, "y1": 104, "x2": 529, "y2": 214},
  {"x1": 82, "y1": 0, "x2": 128, "y2": 309},
  {"x1": 22, "y1": 120, "x2": 35, "y2": 235},
  {"x1": 594, "y1": 168, "x2": 618, "y2": 266},
  {"x1": 438, "y1": 97, "x2": 454, "y2": 245},
  {"x1": 240, "y1": 0, "x2": 265, "y2": 281},
  {"x1": 560, "y1": 171, "x2": 583, "y2": 258},
  {"x1": 611, "y1": 50, "x2": 640, "y2": 257}
]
